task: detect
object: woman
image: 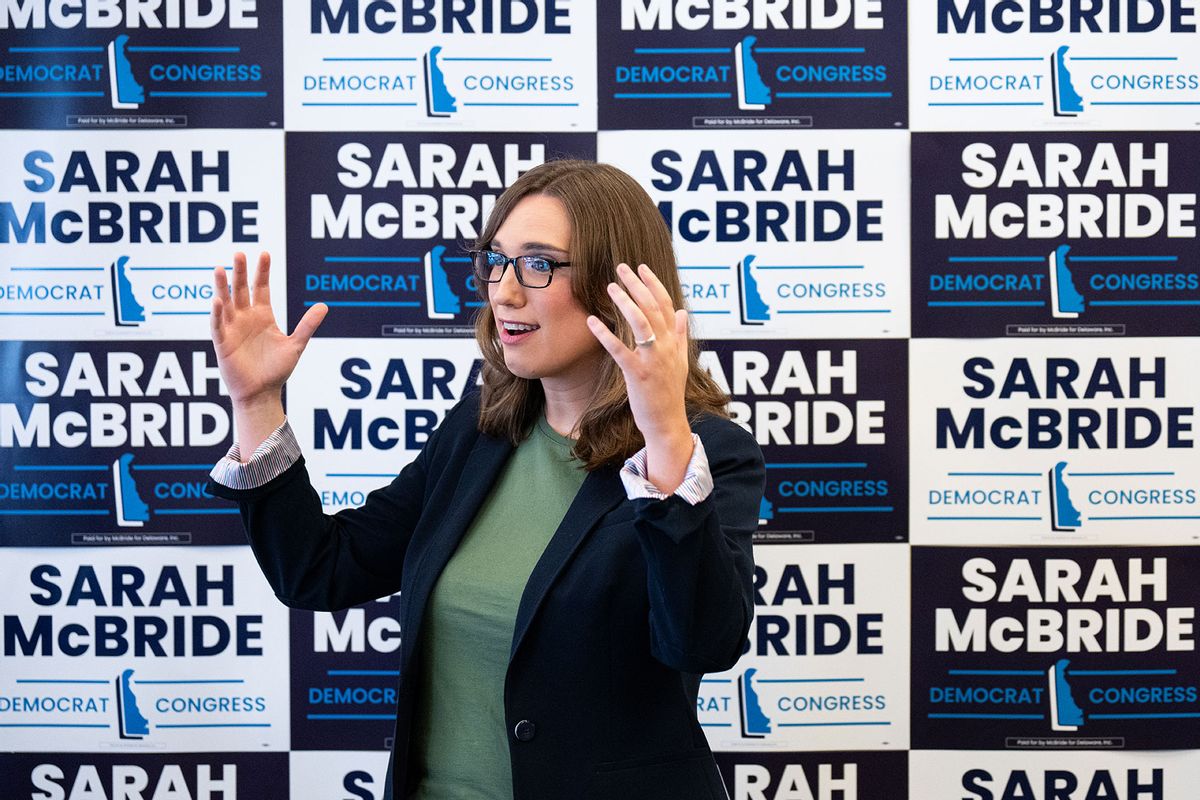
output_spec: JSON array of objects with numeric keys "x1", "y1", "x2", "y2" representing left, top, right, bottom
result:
[{"x1": 207, "y1": 160, "x2": 765, "y2": 800}]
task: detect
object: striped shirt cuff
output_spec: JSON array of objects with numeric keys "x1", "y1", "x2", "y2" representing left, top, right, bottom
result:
[
  {"x1": 209, "y1": 419, "x2": 302, "y2": 491},
  {"x1": 620, "y1": 433, "x2": 713, "y2": 505}
]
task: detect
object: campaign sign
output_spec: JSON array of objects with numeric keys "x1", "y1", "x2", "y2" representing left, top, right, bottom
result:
[
  {"x1": 0, "y1": 752, "x2": 288, "y2": 800},
  {"x1": 0, "y1": 0, "x2": 281, "y2": 129},
  {"x1": 912, "y1": 546, "x2": 1200, "y2": 750},
  {"x1": 912, "y1": 133, "x2": 1200, "y2": 338},
  {"x1": 0, "y1": 131, "x2": 286, "y2": 341},
  {"x1": 290, "y1": 596, "x2": 402, "y2": 751},
  {"x1": 0, "y1": 547, "x2": 289, "y2": 751},
  {"x1": 910, "y1": 338, "x2": 1200, "y2": 546},
  {"x1": 715, "y1": 751, "x2": 907, "y2": 800},
  {"x1": 911, "y1": 750, "x2": 1200, "y2": 800},
  {"x1": 911, "y1": 0, "x2": 1200, "y2": 131},
  {"x1": 287, "y1": 0, "x2": 595, "y2": 131},
  {"x1": 597, "y1": 0, "x2": 907, "y2": 129},
  {"x1": 286, "y1": 338, "x2": 482, "y2": 514},
  {"x1": 290, "y1": 751, "x2": 391, "y2": 799},
  {"x1": 600, "y1": 130, "x2": 911, "y2": 339},
  {"x1": 285, "y1": 132, "x2": 594, "y2": 339},
  {"x1": 0, "y1": 340, "x2": 244, "y2": 547},
  {"x1": 703, "y1": 340, "x2": 907, "y2": 543},
  {"x1": 700, "y1": 544, "x2": 909, "y2": 752}
]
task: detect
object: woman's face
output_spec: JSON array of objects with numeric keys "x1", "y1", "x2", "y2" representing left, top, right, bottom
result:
[{"x1": 487, "y1": 193, "x2": 606, "y2": 389}]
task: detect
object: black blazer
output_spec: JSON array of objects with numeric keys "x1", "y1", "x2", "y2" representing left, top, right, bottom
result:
[{"x1": 209, "y1": 393, "x2": 765, "y2": 800}]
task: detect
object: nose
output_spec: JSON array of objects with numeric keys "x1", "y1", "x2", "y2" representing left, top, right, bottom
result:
[{"x1": 488, "y1": 260, "x2": 526, "y2": 308}]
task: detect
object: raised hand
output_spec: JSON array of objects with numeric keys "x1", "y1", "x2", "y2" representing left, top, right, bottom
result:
[
  {"x1": 586, "y1": 263, "x2": 694, "y2": 493},
  {"x1": 210, "y1": 251, "x2": 327, "y2": 452}
]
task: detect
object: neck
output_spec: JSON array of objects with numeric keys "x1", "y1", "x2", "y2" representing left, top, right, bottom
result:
[{"x1": 540, "y1": 374, "x2": 597, "y2": 438}]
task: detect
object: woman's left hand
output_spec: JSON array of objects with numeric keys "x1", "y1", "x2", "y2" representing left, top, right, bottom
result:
[{"x1": 587, "y1": 263, "x2": 695, "y2": 492}]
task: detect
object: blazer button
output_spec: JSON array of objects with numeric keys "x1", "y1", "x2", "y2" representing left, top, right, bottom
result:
[{"x1": 513, "y1": 720, "x2": 536, "y2": 742}]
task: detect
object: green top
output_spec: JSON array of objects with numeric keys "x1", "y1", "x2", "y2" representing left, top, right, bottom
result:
[{"x1": 411, "y1": 417, "x2": 587, "y2": 800}]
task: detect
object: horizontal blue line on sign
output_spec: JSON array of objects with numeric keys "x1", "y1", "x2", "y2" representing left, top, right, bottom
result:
[
  {"x1": 927, "y1": 516, "x2": 1042, "y2": 521},
  {"x1": 1071, "y1": 56, "x2": 1177, "y2": 61},
  {"x1": 157, "y1": 723, "x2": 271, "y2": 728},
  {"x1": 325, "y1": 256, "x2": 420, "y2": 263},
  {"x1": 679, "y1": 266, "x2": 728, "y2": 270},
  {"x1": 767, "y1": 462, "x2": 866, "y2": 469},
  {"x1": 1092, "y1": 300, "x2": 1200, "y2": 306},
  {"x1": 948, "y1": 256, "x2": 1043, "y2": 262},
  {"x1": 777, "y1": 309, "x2": 891, "y2": 314},
  {"x1": 949, "y1": 57, "x2": 1042, "y2": 61},
  {"x1": 323, "y1": 57, "x2": 416, "y2": 62},
  {"x1": 700, "y1": 723, "x2": 733, "y2": 727},
  {"x1": 758, "y1": 47, "x2": 866, "y2": 54},
  {"x1": 0, "y1": 91, "x2": 105, "y2": 97},
  {"x1": 155, "y1": 509, "x2": 240, "y2": 515},
  {"x1": 307, "y1": 714, "x2": 394, "y2": 720},
  {"x1": 700, "y1": 679, "x2": 732, "y2": 684},
  {"x1": 301, "y1": 102, "x2": 417, "y2": 106},
  {"x1": 129, "y1": 46, "x2": 240, "y2": 53},
  {"x1": 10, "y1": 266, "x2": 104, "y2": 272},
  {"x1": 135, "y1": 679, "x2": 244, "y2": 684},
  {"x1": 927, "y1": 102, "x2": 1044, "y2": 106},
  {"x1": 928, "y1": 301, "x2": 1045, "y2": 307},
  {"x1": 755, "y1": 265, "x2": 863, "y2": 270},
  {"x1": 1071, "y1": 255, "x2": 1177, "y2": 262},
  {"x1": 0, "y1": 510, "x2": 107, "y2": 515},
  {"x1": 634, "y1": 48, "x2": 728, "y2": 54},
  {"x1": 306, "y1": 301, "x2": 421, "y2": 307},
  {"x1": 779, "y1": 506, "x2": 893, "y2": 513},
  {"x1": 328, "y1": 670, "x2": 400, "y2": 677},
  {"x1": 326, "y1": 473, "x2": 394, "y2": 478},
  {"x1": 1089, "y1": 713, "x2": 1200, "y2": 719},
  {"x1": 777, "y1": 92, "x2": 891, "y2": 98},
  {"x1": 949, "y1": 670, "x2": 1041, "y2": 676},
  {"x1": 443, "y1": 256, "x2": 470, "y2": 263},
  {"x1": 614, "y1": 92, "x2": 732, "y2": 99},
  {"x1": 132, "y1": 464, "x2": 213, "y2": 471},
  {"x1": 778, "y1": 721, "x2": 891, "y2": 727},
  {"x1": 16, "y1": 679, "x2": 109, "y2": 684},
  {"x1": 948, "y1": 472, "x2": 1039, "y2": 477},
  {"x1": 130, "y1": 266, "x2": 229, "y2": 271},
  {"x1": 1068, "y1": 471, "x2": 1174, "y2": 477},
  {"x1": 14, "y1": 465, "x2": 106, "y2": 471},
  {"x1": 9, "y1": 46, "x2": 104, "y2": 53},
  {"x1": 463, "y1": 102, "x2": 579, "y2": 106},
  {"x1": 466, "y1": 301, "x2": 484, "y2": 307},
  {"x1": 758, "y1": 678, "x2": 864, "y2": 683},
  {"x1": 0, "y1": 311, "x2": 106, "y2": 316},
  {"x1": 1089, "y1": 515, "x2": 1200, "y2": 520},
  {"x1": 444, "y1": 57, "x2": 552, "y2": 62},
  {"x1": 1091, "y1": 101, "x2": 1200, "y2": 105},
  {"x1": 148, "y1": 91, "x2": 266, "y2": 97},
  {"x1": 928, "y1": 713, "x2": 1043, "y2": 720},
  {"x1": 0, "y1": 723, "x2": 110, "y2": 728},
  {"x1": 1072, "y1": 669, "x2": 1176, "y2": 676}
]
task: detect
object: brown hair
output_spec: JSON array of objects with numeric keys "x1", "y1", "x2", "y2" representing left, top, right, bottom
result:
[{"x1": 473, "y1": 159, "x2": 729, "y2": 470}]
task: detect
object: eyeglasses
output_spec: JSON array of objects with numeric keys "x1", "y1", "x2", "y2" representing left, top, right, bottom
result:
[{"x1": 469, "y1": 249, "x2": 570, "y2": 289}]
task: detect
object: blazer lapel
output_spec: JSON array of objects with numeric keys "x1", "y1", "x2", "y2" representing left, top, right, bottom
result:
[
  {"x1": 509, "y1": 464, "x2": 625, "y2": 659},
  {"x1": 401, "y1": 433, "x2": 513, "y2": 659}
]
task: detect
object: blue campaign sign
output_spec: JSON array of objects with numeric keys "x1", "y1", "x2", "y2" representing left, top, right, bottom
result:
[
  {"x1": 911, "y1": 546, "x2": 1200, "y2": 750},
  {"x1": 912, "y1": 132, "x2": 1200, "y2": 338},
  {"x1": 285, "y1": 132, "x2": 595, "y2": 339},
  {"x1": 0, "y1": 0, "x2": 282, "y2": 129},
  {"x1": 598, "y1": 0, "x2": 907, "y2": 130},
  {"x1": 0, "y1": 340, "x2": 244, "y2": 546},
  {"x1": 702, "y1": 339, "x2": 908, "y2": 544},
  {"x1": 290, "y1": 597, "x2": 402, "y2": 751}
]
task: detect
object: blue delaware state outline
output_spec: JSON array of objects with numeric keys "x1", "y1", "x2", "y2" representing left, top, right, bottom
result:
[
  {"x1": 0, "y1": 130, "x2": 286, "y2": 341},
  {"x1": 598, "y1": 129, "x2": 911, "y2": 339},
  {"x1": 285, "y1": 0, "x2": 595, "y2": 131},
  {"x1": 908, "y1": 338, "x2": 1200, "y2": 545},
  {"x1": 909, "y1": 0, "x2": 1200, "y2": 130},
  {"x1": 0, "y1": 547, "x2": 289, "y2": 751}
]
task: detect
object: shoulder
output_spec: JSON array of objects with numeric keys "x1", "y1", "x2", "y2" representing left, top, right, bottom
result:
[{"x1": 424, "y1": 390, "x2": 484, "y2": 457}]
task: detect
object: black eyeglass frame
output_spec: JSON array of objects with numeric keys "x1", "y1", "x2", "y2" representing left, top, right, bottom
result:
[{"x1": 469, "y1": 249, "x2": 571, "y2": 289}]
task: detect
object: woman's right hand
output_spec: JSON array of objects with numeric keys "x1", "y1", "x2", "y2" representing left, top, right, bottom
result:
[{"x1": 211, "y1": 251, "x2": 327, "y2": 451}]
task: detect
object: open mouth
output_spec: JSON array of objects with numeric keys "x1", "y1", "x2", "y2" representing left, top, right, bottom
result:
[{"x1": 499, "y1": 320, "x2": 540, "y2": 342}]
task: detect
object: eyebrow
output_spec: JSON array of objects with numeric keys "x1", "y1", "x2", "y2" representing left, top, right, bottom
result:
[{"x1": 490, "y1": 238, "x2": 569, "y2": 255}]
